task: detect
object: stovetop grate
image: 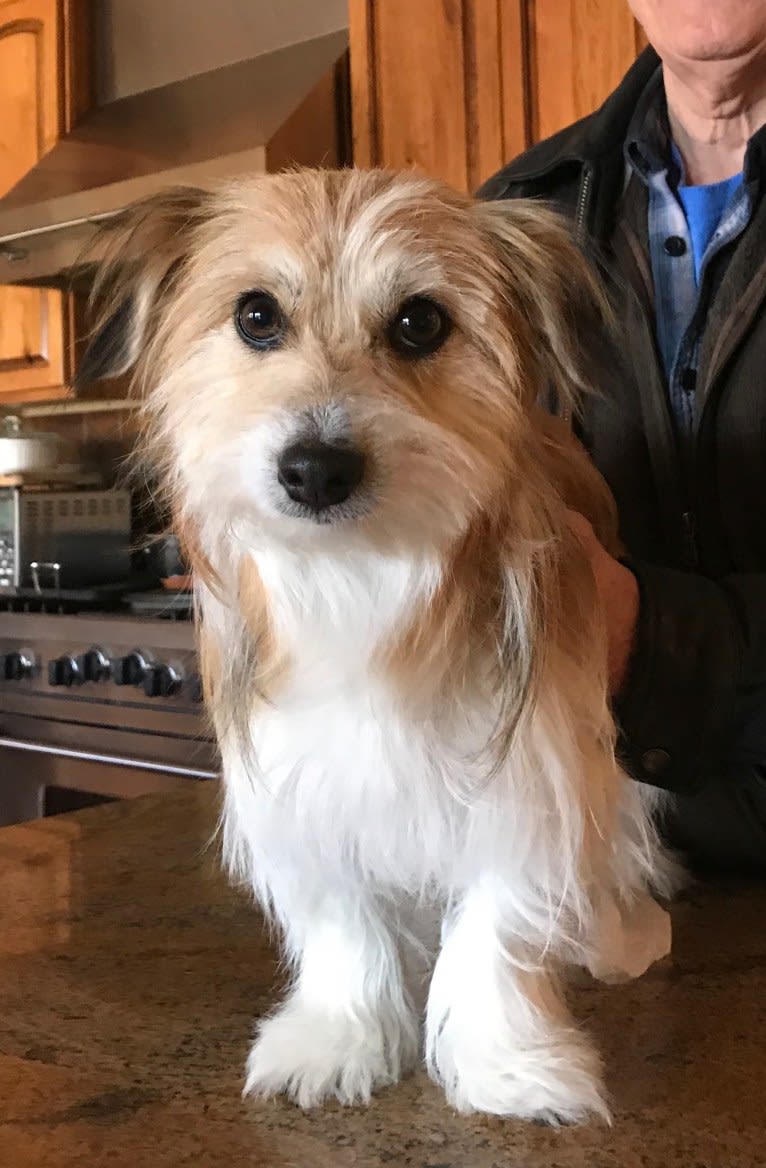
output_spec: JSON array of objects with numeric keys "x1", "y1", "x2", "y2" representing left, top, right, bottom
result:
[{"x1": 0, "y1": 579, "x2": 193, "y2": 620}]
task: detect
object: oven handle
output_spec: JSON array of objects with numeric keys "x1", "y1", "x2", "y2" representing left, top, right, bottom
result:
[{"x1": 0, "y1": 736, "x2": 219, "y2": 781}]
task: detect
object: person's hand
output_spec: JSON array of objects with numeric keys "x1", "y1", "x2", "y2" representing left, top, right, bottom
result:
[{"x1": 566, "y1": 510, "x2": 639, "y2": 695}]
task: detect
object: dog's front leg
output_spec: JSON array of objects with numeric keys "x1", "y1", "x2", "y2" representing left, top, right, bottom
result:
[
  {"x1": 425, "y1": 880, "x2": 609, "y2": 1124},
  {"x1": 245, "y1": 887, "x2": 419, "y2": 1107}
]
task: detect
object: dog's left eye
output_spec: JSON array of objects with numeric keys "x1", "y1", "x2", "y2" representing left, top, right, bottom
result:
[
  {"x1": 388, "y1": 297, "x2": 451, "y2": 358},
  {"x1": 235, "y1": 291, "x2": 285, "y2": 349}
]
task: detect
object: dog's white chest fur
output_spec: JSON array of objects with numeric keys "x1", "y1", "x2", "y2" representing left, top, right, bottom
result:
[
  {"x1": 222, "y1": 546, "x2": 634, "y2": 917},
  {"x1": 227, "y1": 548, "x2": 497, "y2": 892},
  {"x1": 250, "y1": 677, "x2": 490, "y2": 889}
]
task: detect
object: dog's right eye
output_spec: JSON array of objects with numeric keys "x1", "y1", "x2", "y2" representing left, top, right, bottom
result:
[
  {"x1": 387, "y1": 296, "x2": 451, "y2": 358},
  {"x1": 235, "y1": 291, "x2": 285, "y2": 349}
]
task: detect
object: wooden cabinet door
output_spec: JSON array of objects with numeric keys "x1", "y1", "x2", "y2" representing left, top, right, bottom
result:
[
  {"x1": 349, "y1": 0, "x2": 644, "y2": 192},
  {"x1": 350, "y1": 0, "x2": 529, "y2": 193},
  {"x1": 0, "y1": 0, "x2": 88, "y2": 402},
  {"x1": 528, "y1": 0, "x2": 644, "y2": 143}
]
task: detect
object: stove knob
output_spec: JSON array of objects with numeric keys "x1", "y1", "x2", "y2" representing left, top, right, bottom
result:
[
  {"x1": 187, "y1": 673, "x2": 204, "y2": 703},
  {"x1": 48, "y1": 655, "x2": 82, "y2": 687},
  {"x1": 112, "y1": 651, "x2": 149, "y2": 687},
  {"x1": 78, "y1": 647, "x2": 111, "y2": 683},
  {"x1": 2, "y1": 651, "x2": 34, "y2": 681},
  {"x1": 142, "y1": 663, "x2": 182, "y2": 698}
]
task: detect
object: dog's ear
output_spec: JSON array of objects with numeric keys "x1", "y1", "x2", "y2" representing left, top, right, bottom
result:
[
  {"x1": 472, "y1": 199, "x2": 614, "y2": 415},
  {"x1": 77, "y1": 186, "x2": 211, "y2": 389}
]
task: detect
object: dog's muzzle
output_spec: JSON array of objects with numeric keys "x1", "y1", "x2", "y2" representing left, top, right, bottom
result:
[{"x1": 277, "y1": 440, "x2": 365, "y2": 513}]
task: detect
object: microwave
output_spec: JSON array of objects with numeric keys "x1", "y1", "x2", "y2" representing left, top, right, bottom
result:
[{"x1": 0, "y1": 487, "x2": 131, "y2": 590}]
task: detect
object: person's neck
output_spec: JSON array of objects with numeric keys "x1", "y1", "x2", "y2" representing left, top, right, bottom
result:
[{"x1": 663, "y1": 51, "x2": 766, "y2": 184}]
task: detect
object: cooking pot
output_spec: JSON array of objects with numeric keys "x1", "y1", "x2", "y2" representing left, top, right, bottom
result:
[{"x1": 0, "y1": 415, "x2": 66, "y2": 476}]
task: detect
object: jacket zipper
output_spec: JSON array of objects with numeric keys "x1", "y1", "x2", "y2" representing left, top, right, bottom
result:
[
  {"x1": 574, "y1": 164, "x2": 594, "y2": 245},
  {"x1": 559, "y1": 165, "x2": 595, "y2": 430},
  {"x1": 682, "y1": 510, "x2": 699, "y2": 569}
]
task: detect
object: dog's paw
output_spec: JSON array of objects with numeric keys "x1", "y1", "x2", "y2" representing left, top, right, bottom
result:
[
  {"x1": 429, "y1": 1027, "x2": 609, "y2": 1125},
  {"x1": 244, "y1": 1000, "x2": 417, "y2": 1108}
]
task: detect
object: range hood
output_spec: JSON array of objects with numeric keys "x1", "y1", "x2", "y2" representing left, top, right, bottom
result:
[{"x1": 0, "y1": 0, "x2": 348, "y2": 289}]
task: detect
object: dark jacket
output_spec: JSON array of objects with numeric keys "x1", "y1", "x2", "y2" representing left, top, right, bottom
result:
[{"x1": 479, "y1": 49, "x2": 766, "y2": 795}]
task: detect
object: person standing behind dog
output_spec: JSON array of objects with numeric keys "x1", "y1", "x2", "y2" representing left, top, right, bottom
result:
[{"x1": 480, "y1": 1, "x2": 766, "y2": 871}]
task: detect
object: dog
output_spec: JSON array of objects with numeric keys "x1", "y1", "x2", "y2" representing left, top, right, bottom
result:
[{"x1": 81, "y1": 169, "x2": 677, "y2": 1124}]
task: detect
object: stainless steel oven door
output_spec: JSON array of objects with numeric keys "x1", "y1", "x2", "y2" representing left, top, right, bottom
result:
[{"x1": 0, "y1": 712, "x2": 219, "y2": 826}]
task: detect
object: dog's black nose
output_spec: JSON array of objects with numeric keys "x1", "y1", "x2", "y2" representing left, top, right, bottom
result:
[{"x1": 277, "y1": 441, "x2": 365, "y2": 511}]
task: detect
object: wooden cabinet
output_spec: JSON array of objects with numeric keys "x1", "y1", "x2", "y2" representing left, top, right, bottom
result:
[
  {"x1": 349, "y1": 0, "x2": 646, "y2": 191},
  {"x1": 0, "y1": 0, "x2": 88, "y2": 402}
]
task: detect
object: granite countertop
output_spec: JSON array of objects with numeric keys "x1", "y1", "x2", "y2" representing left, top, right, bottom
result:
[{"x1": 1, "y1": 785, "x2": 764, "y2": 1168}]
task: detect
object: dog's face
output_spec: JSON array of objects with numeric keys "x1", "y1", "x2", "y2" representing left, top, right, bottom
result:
[{"x1": 84, "y1": 170, "x2": 604, "y2": 558}]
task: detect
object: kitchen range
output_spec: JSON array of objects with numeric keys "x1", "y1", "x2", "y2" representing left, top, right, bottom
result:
[
  {"x1": 0, "y1": 412, "x2": 217, "y2": 826},
  {"x1": 0, "y1": 593, "x2": 216, "y2": 827}
]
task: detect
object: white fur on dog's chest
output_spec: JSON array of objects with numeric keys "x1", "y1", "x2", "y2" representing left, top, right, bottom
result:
[
  {"x1": 247, "y1": 679, "x2": 486, "y2": 892},
  {"x1": 236, "y1": 544, "x2": 484, "y2": 887}
]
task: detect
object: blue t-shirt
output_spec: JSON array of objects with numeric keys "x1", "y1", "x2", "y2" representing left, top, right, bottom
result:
[{"x1": 677, "y1": 171, "x2": 744, "y2": 284}]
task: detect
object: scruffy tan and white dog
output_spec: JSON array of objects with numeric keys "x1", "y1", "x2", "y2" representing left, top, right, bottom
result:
[{"x1": 82, "y1": 169, "x2": 676, "y2": 1125}]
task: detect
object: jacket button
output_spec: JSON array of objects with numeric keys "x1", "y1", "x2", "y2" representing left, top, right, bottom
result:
[
  {"x1": 641, "y1": 748, "x2": 671, "y2": 776},
  {"x1": 663, "y1": 235, "x2": 687, "y2": 257},
  {"x1": 680, "y1": 367, "x2": 697, "y2": 392}
]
